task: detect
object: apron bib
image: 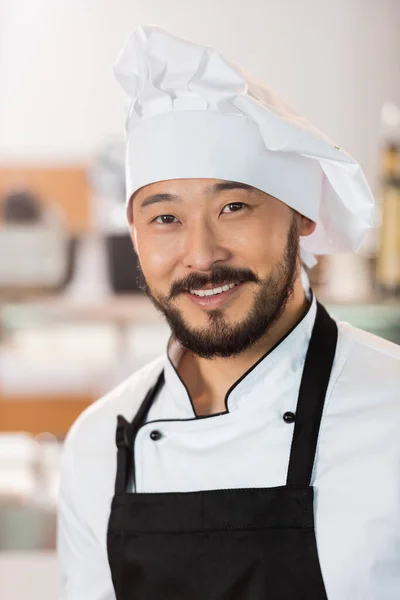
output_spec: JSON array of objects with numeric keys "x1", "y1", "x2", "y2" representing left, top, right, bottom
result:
[{"x1": 107, "y1": 302, "x2": 337, "y2": 599}]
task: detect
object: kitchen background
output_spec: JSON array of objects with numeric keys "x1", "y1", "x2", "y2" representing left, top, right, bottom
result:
[{"x1": 1, "y1": 1, "x2": 400, "y2": 598}]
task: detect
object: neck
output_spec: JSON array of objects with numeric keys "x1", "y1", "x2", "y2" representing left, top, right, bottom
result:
[{"x1": 177, "y1": 278, "x2": 310, "y2": 416}]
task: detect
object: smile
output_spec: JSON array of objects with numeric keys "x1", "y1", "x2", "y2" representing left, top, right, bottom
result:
[
  {"x1": 184, "y1": 282, "x2": 244, "y2": 309},
  {"x1": 189, "y1": 283, "x2": 239, "y2": 297}
]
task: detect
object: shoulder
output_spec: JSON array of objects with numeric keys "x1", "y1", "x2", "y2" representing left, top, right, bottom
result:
[
  {"x1": 63, "y1": 355, "x2": 165, "y2": 459},
  {"x1": 332, "y1": 318, "x2": 400, "y2": 400},
  {"x1": 338, "y1": 319, "x2": 400, "y2": 364}
]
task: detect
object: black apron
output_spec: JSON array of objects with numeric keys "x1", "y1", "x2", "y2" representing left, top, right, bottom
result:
[{"x1": 107, "y1": 302, "x2": 337, "y2": 599}]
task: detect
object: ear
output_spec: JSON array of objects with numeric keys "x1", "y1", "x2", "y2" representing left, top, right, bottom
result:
[
  {"x1": 126, "y1": 195, "x2": 139, "y2": 253},
  {"x1": 298, "y1": 215, "x2": 316, "y2": 237},
  {"x1": 127, "y1": 196, "x2": 133, "y2": 224},
  {"x1": 129, "y1": 224, "x2": 138, "y2": 254}
]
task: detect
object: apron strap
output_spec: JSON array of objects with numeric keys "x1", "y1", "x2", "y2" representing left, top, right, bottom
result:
[
  {"x1": 286, "y1": 302, "x2": 338, "y2": 487},
  {"x1": 115, "y1": 415, "x2": 133, "y2": 495},
  {"x1": 114, "y1": 370, "x2": 165, "y2": 494}
]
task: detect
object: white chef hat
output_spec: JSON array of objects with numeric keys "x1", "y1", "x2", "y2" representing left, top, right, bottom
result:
[{"x1": 113, "y1": 25, "x2": 376, "y2": 266}]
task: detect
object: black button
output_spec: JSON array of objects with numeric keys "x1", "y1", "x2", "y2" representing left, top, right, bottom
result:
[
  {"x1": 283, "y1": 411, "x2": 295, "y2": 423},
  {"x1": 149, "y1": 430, "x2": 162, "y2": 441}
]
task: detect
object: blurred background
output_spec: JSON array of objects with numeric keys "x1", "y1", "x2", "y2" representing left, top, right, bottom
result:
[{"x1": 1, "y1": 1, "x2": 400, "y2": 598}]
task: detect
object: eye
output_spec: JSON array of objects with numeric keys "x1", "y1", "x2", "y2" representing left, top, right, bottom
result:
[
  {"x1": 152, "y1": 215, "x2": 178, "y2": 224},
  {"x1": 221, "y1": 202, "x2": 247, "y2": 214}
]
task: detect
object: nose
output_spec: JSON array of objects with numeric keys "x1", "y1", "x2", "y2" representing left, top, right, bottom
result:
[{"x1": 182, "y1": 220, "x2": 231, "y2": 272}]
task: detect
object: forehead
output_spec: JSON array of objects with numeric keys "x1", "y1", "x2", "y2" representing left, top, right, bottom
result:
[
  {"x1": 138, "y1": 178, "x2": 223, "y2": 195},
  {"x1": 133, "y1": 178, "x2": 264, "y2": 204}
]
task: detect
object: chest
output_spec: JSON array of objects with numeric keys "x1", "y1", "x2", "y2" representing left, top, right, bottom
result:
[{"x1": 131, "y1": 395, "x2": 400, "y2": 598}]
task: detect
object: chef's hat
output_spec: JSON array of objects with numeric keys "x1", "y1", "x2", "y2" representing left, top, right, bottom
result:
[{"x1": 113, "y1": 25, "x2": 376, "y2": 265}]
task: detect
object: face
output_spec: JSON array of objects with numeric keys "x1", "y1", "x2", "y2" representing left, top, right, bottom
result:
[{"x1": 130, "y1": 178, "x2": 315, "y2": 359}]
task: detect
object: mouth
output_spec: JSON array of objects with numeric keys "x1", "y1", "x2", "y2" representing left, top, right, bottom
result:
[
  {"x1": 182, "y1": 281, "x2": 245, "y2": 308},
  {"x1": 188, "y1": 281, "x2": 240, "y2": 297}
]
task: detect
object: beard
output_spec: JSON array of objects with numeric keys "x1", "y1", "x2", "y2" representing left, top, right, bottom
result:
[{"x1": 138, "y1": 216, "x2": 300, "y2": 359}]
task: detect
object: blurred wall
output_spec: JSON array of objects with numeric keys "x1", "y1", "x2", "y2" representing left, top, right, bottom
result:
[{"x1": 1, "y1": 0, "x2": 400, "y2": 189}]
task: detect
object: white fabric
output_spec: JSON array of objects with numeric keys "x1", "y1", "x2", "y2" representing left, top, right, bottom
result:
[
  {"x1": 58, "y1": 298, "x2": 400, "y2": 600},
  {"x1": 113, "y1": 25, "x2": 376, "y2": 263}
]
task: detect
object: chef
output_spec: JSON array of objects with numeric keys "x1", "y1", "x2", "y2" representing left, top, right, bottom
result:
[{"x1": 58, "y1": 25, "x2": 400, "y2": 600}]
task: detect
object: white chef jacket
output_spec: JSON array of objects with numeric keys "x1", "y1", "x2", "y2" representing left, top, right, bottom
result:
[{"x1": 57, "y1": 295, "x2": 400, "y2": 600}]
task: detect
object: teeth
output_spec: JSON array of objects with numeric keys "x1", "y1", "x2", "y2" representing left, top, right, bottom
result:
[{"x1": 189, "y1": 282, "x2": 238, "y2": 297}]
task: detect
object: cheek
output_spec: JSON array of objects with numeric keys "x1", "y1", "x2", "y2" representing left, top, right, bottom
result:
[
  {"x1": 230, "y1": 219, "x2": 288, "y2": 267},
  {"x1": 134, "y1": 229, "x2": 177, "y2": 283}
]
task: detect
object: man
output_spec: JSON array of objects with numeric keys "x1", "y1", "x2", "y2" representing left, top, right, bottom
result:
[{"x1": 58, "y1": 25, "x2": 400, "y2": 600}]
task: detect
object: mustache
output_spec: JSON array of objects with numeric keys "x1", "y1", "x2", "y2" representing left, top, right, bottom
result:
[{"x1": 169, "y1": 267, "x2": 260, "y2": 299}]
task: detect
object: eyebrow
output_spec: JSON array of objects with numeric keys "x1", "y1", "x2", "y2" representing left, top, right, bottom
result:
[
  {"x1": 205, "y1": 181, "x2": 257, "y2": 194},
  {"x1": 139, "y1": 181, "x2": 257, "y2": 211},
  {"x1": 140, "y1": 192, "x2": 180, "y2": 210}
]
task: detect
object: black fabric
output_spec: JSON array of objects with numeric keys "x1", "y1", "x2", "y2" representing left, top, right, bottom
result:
[
  {"x1": 287, "y1": 303, "x2": 338, "y2": 486},
  {"x1": 107, "y1": 301, "x2": 338, "y2": 600},
  {"x1": 115, "y1": 371, "x2": 165, "y2": 494}
]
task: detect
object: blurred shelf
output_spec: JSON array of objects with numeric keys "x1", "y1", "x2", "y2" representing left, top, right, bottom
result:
[
  {"x1": 326, "y1": 301, "x2": 400, "y2": 327},
  {"x1": 0, "y1": 293, "x2": 161, "y2": 327},
  {"x1": 325, "y1": 301, "x2": 400, "y2": 345},
  {"x1": 0, "y1": 393, "x2": 94, "y2": 437}
]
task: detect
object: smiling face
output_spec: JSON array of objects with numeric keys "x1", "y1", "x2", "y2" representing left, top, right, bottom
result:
[{"x1": 130, "y1": 178, "x2": 315, "y2": 358}]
